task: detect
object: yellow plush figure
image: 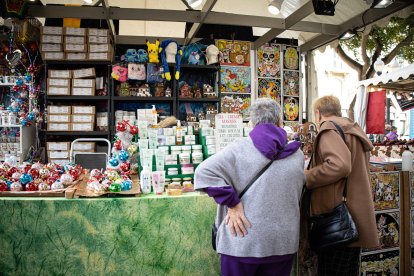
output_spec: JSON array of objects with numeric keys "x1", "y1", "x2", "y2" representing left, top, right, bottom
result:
[{"x1": 146, "y1": 39, "x2": 160, "y2": 63}]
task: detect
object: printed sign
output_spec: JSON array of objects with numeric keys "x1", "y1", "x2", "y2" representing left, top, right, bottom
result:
[{"x1": 215, "y1": 113, "x2": 243, "y2": 151}]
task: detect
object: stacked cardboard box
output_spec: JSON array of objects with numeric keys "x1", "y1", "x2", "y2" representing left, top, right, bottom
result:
[
  {"x1": 47, "y1": 105, "x2": 96, "y2": 132},
  {"x1": 47, "y1": 141, "x2": 96, "y2": 165},
  {"x1": 47, "y1": 68, "x2": 96, "y2": 96},
  {"x1": 40, "y1": 26, "x2": 113, "y2": 61}
]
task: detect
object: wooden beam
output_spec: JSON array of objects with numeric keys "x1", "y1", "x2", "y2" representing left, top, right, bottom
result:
[{"x1": 185, "y1": 0, "x2": 218, "y2": 44}]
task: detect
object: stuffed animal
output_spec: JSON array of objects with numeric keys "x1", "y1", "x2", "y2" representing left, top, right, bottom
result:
[
  {"x1": 206, "y1": 45, "x2": 219, "y2": 65},
  {"x1": 128, "y1": 63, "x2": 146, "y2": 80},
  {"x1": 137, "y1": 49, "x2": 148, "y2": 63},
  {"x1": 160, "y1": 40, "x2": 182, "y2": 81},
  {"x1": 111, "y1": 66, "x2": 128, "y2": 82},
  {"x1": 188, "y1": 51, "x2": 200, "y2": 65},
  {"x1": 146, "y1": 39, "x2": 160, "y2": 63},
  {"x1": 125, "y1": 49, "x2": 138, "y2": 62}
]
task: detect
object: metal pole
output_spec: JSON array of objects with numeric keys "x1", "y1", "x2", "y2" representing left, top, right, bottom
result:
[{"x1": 386, "y1": 98, "x2": 391, "y2": 124}]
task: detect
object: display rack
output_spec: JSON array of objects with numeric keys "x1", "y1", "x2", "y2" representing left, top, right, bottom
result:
[{"x1": 0, "y1": 124, "x2": 36, "y2": 163}]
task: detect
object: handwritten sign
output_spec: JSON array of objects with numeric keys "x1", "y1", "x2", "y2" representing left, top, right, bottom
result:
[{"x1": 215, "y1": 113, "x2": 243, "y2": 151}]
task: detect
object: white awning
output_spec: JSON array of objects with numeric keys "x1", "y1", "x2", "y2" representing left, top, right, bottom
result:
[{"x1": 358, "y1": 64, "x2": 414, "y2": 92}]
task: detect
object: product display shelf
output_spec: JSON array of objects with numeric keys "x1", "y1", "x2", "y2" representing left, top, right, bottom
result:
[
  {"x1": 0, "y1": 124, "x2": 36, "y2": 163},
  {"x1": 177, "y1": 98, "x2": 220, "y2": 103},
  {"x1": 46, "y1": 96, "x2": 110, "y2": 101},
  {"x1": 45, "y1": 131, "x2": 110, "y2": 136},
  {"x1": 112, "y1": 96, "x2": 174, "y2": 102}
]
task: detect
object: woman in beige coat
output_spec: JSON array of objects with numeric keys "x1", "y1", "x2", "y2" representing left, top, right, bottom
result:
[{"x1": 305, "y1": 95, "x2": 379, "y2": 275}]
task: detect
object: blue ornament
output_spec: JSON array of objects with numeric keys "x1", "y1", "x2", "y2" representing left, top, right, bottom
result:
[
  {"x1": 16, "y1": 79, "x2": 24, "y2": 86},
  {"x1": 25, "y1": 75, "x2": 32, "y2": 82},
  {"x1": 121, "y1": 179, "x2": 132, "y2": 191},
  {"x1": 27, "y1": 112, "x2": 35, "y2": 121},
  {"x1": 20, "y1": 173, "x2": 33, "y2": 184},
  {"x1": 118, "y1": 150, "x2": 129, "y2": 162},
  {"x1": 20, "y1": 119, "x2": 28, "y2": 126},
  {"x1": 109, "y1": 157, "x2": 119, "y2": 167}
]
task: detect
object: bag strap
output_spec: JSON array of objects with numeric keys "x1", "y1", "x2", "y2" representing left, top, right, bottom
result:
[{"x1": 239, "y1": 144, "x2": 286, "y2": 199}]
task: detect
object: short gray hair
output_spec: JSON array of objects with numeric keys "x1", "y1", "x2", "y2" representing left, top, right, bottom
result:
[{"x1": 250, "y1": 98, "x2": 282, "y2": 127}]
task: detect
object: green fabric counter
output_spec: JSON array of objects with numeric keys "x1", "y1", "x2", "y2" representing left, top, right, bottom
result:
[{"x1": 0, "y1": 193, "x2": 220, "y2": 275}]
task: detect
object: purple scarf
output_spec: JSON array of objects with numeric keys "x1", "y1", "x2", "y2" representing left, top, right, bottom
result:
[{"x1": 249, "y1": 123, "x2": 301, "y2": 160}]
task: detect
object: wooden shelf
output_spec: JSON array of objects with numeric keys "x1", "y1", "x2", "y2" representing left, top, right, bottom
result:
[
  {"x1": 46, "y1": 96, "x2": 109, "y2": 101},
  {"x1": 113, "y1": 96, "x2": 174, "y2": 102},
  {"x1": 178, "y1": 98, "x2": 220, "y2": 103},
  {"x1": 180, "y1": 64, "x2": 220, "y2": 70},
  {"x1": 44, "y1": 60, "x2": 111, "y2": 66},
  {"x1": 45, "y1": 131, "x2": 109, "y2": 136}
]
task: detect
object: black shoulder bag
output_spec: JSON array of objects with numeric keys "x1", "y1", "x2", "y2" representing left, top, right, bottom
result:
[
  {"x1": 307, "y1": 121, "x2": 359, "y2": 252},
  {"x1": 211, "y1": 143, "x2": 288, "y2": 251}
]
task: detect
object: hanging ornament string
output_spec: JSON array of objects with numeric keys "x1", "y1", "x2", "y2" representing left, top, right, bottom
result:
[{"x1": 9, "y1": 22, "x2": 14, "y2": 53}]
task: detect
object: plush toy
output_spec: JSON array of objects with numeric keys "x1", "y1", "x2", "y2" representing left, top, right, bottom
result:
[
  {"x1": 206, "y1": 45, "x2": 220, "y2": 65},
  {"x1": 159, "y1": 40, "x2": 182, "y2": 81},
  {"x1": 128, "y1": 63, "x2": 146, "y2": 80},
  {"x1": 137, "y1": 49, "x2": 148, "y2": 63},
  {"x1": 111, "y1": 66, "x2": 128, "y2": 82},
  {"x1": 146, "y1": 39, "x2": 160, "y2": 63},
  {"x1": 125, "y1": 49, "x2": 138, "y2": 62},
  {"x1": 188, "y1": 52, "x2": 200, "y2": 65}
]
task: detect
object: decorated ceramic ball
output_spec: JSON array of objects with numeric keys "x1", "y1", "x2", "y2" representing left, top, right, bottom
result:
[
  {"x1": 39, "y1": 168, "x2": 50, "y2": 179},
  {"x1": 87, "y1": 180, "x2": 100, "y2": 191},
  {"x1": 11, "y1": 172, "x2": 21, "y2": 181},
  {"x1": 51, "y1": 180, "x2": 64, "y2": 190},
  {"x1": 108, "y1": 183, "x2": 121, "y2": 192},
  {"x1": 60, "y1": 174, "x2": 73, "y2": 186},
  {"x1": 115, "y1": 178, "x2": 123, "y2": 185},
  {"x1": 95, "y1": 184, "x2": 107, "y2": 192},
  {"x1": 10, "y1": 182, "x2": 22, "y2": 191},
  {"x1": 20, "y1": 173, "x2": 33, "y2": 185},
  {"x1": 101, "y1": 179, "x2": 112, "y2": 188},
  {"x1": 127, "y1": 144, "x2": 138, "y2": 155},
  {"x1": 31, "y1": 162, "x2": 43, "y2": 170},
  {"x1": 38, "y1": 183, "x2": 50, "y2": 191},
  {"x1": 109, "y1": 157, "x2": 120, "y2": 167},
  {"x1": 0, "y1": 181, "x2": 8, "y2": 191},
  {"x1": 118, "y1": 150, "x2": 129, "y2": 162},
  {"x1": 28, "y1": 168, "x2": 39, "y2": 179},
  {"x1": 105, "y1": 170, "x2": 119, "y2": 181},
  {"x1": 7, "y1": 167, "x2": 19, "y2": 177},
  {"x1": 90, "y1": 169, "x2": 103, "y2": 179},
  {"x1": 121, "y1": 179, "x2": 132, "y2": 191},
  {"x1": 26, "y1": 182, "x2": 38, "y2": 191}
]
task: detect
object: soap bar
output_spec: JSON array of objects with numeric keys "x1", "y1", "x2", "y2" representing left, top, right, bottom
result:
[{"x1": 167, "y1": 188, "x2": 183, "y2": 196}]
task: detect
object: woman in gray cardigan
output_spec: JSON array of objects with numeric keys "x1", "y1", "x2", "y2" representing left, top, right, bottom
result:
[{"x1": 195, "y1": 98, "x2": 305, "y2": 276}]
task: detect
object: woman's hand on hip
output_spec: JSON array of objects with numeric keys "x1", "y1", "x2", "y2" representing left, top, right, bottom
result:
[{"x1": 225, "y1": 202, "x2": 251, "y2": 237}]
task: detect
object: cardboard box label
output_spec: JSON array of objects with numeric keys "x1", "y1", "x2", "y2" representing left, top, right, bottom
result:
[
  {"x1": 40, "y1": 43, "x2": 63, "y2": 52},
  {"x1": 64, "y1": 27, "x2": 86, "y2": 36},
  {"x1": 89, "y1": 44, "x2": 111, "y2": 52},
  {"x1": 66, "y1": 53, "x2": 87, "y2": 60},
  {"x1": 64, "y1": 36, "x2": 86, "y2": 44},
  {"x1": 96, "y1": 117, "x2": 108, "y2": 127},
  {"x1": 41, "y1": 35, "x2": 63, "y2": 44},
  {"x1": 41, "y1": 26, "x2": 63, "y2": 35},
  {"x1": 71, "y1": 115, "x2": 94, "y2": 123},
  {"x1": 72, "y1": 68, "x2": 96, "y2": 79},
  {"x1": 48, "y1": 70, "x2": 71, "y2": 79},
  {"x1": 48, "y1": 114, "x2": 70, "y2": 123},
  {"x1": 48, "y1": 151, "x2": 69, "y2": 159},
  {"x1": 72, "y1": 106, "x2": 95, "y2": 114},
  {"x1": 88, "y1": 28, "x2": 109, "y2": 36},
  {"x1": 47, "y1": 123, "x2": 70, "y2": 131},
  {"x1": 47, "y1": 142, "x2": 70, "y2": 151},
  {"x1": 88, "y1": 36, "x2": 109, "y2": 44},
  {"x1": 42, "y1": 52, "x2": 64, "y2": 60},
  {"x1": 48, "y1": 106, "x2": 71, "y2": 114},
  {"x1": 87, "y1": 52, "x2": 111, "y2": 60},
  {"x1": 72, "y1": 142, "x2": 95, "y2": 151},
  {"x1": 47, "y1": 86, "x2": 70, "y2": 95},
  {"x1": 71, "y1": 123, "x2": 94, "y2": 131},
  {"x1": 72, "y1": 87, "x2": 94, "y2": 96},
  {"x1": 48, "y1": 78, "x2": 70, "y2": 87},
  {"x1": 73, "y1": 79, "x2": 94, "y2": 88},
  {"x1": 64, "y1": 44, "x2": 87, "y2": 52}
]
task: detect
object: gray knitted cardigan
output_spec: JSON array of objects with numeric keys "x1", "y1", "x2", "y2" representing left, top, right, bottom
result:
[{"x1": 194, "y1": 137, "x2": 305, "y2": 257}]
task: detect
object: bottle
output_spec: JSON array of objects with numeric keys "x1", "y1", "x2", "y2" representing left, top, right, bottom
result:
[
  {"x1": 151, "y1": 105, "x2": 158, "y2": 126},
  {"x1": 140, "y1": 166, "x2": 152, "y2": 194},
  {"x1": 402, "y1": 146, "x2": 413, "y2": 171},
  {"x1": 176, "y1": 121, "x2": 183, "y2": 145}
]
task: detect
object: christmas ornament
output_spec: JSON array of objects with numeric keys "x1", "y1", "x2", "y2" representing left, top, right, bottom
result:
[
  {"x1": 116, "y1": 121, "x2": 127, "y2": 132},
  {"x1": 16, "y1": 78, "x2": 23, "y2": 86},
  {"x1": 120, "y1": 162, "x2": 130, "y2": 172},
  {"x1": 39, "y1": 168, "x2": 50, "y2": 179},
  {"x1": 121, "y1": 179, "x2": 132, "y2": 191},
  {"x1": 38, "y1": 183, "x2": 50, "y2": 191},
  {"x1": 27, "y1": 112, "x2": 35, "y2": 121},
  {"x1": 118, "y1": 150, "x2": 129, "y2": 162},
  {"x1": 130, "y1": 125, "x2": 139, "y2": 135},
  {"x1": 108, "y1": 183, "x2": 121, "y2": 192},
  {"x1": 60, "y1": 174, "x2": 73, "y2": 186},
  {"x1": 25, "y1": 182, "x2": 38, "y2": 191},
  {"x1": 51, "y1": 180, "x2": 64, "y2": 190},
  {"x1": 114, "y1": 140, "x2": 122, "y2": 150},
  {"x1": 19, "y1": 173, "x2": 32, "y2": 184},
  {"x1": 0, "y1": 181, "x2": 8, "y2": 191},
  {"x1": 28, "y1": 168, "x2": 39, "y2": 179},
  {"x1": 127, "y1": 145, "x2": 138, "y2": 155},
  {"x1": 10, "y1": 182, "x2": 22, "y2": 191},
  {"x1": 109, "y1": 156, "x2": 120, "y2": 167}
]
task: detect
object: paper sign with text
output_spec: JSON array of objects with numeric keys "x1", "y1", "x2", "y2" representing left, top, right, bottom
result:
[{"x1": 215, "y1": 113, "x2": 244, "y2": 151}]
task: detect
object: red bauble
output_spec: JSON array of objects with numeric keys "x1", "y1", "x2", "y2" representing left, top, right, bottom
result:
[
  {"x1": 46, "y1": 177, "x2": 56, "y2": 185},
  {"x1": 130, "y1": 125, "x2": 139, "y2": 135},
  {"x1": 13, "y1": 85, "x2": 20, "y2": 92},
  {"x1": 69, "y1": 169, "x2": 80, "y2": 180},
  {"x1": 117, "y1": 122, "x2": 127, "y2": 132},
  {"x1": 26, "y1": 182, "x2": 38, "y2": 191},
  {"x1": 7, "y1": 167, "x2": 19, "y2": 178},
  {"x1": 120, "y1": 162, "x2": 130, "y2": 172},
  {"x1": 28, "y1": 168, "x2": 39, "y2": 179},
  {"x1": 0, "y1": 168, "x2": 7, "y2": 177},
  {"x1": 50, "y1": 171, "x2": 60, "y2": 179},
  {"x1": 0, "y1": 181, "x2": 8, "y2": 191},
  {"x1": 114, "y1": 140, "x2": 122, "y2": 150},
  {"x1": 24, "y1": 164, "x2": 31, "y2": 173},
  {"x1": 21, "y1": 84, "x2": 28, "y2": 90}
]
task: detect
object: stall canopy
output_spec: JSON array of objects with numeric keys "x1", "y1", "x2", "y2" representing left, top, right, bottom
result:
[
  {"x1": 356, "y1": 64, "x2": 414, "y2": 131},
  {"x1": 24, "y1": 0, "x2": 413, "y2": 49}
]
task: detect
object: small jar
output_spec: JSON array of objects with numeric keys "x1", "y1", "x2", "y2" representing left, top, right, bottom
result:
[
  {"x1": 179, "y1": 152, "x2": 191, "y2": 164},
  {"x1": 192, "y1": 151, "x2": 203, "y2": 164},
  {"x1": 192, "y1": 145, "x2": 202, "y2": 151},
  {"x1": 181, "y1": 164, "x2": 194, "y2": 174},
  {"x1": 171, "y1": 146, "x2": 182, "y2": 156},
  {"x1": 205, "y1": 136, "x2": 216, "y2": 145},
  {"x1": 165, "y1": 178, "x2": 171, "y2": 187},
  {"x1": 183, "y1": 177, "x2": 193, "y2": 187},
  {"x1": 167, "y1": 168, "x2": 179, "y2": 176},
  {"x1": 172, "y1": 178, "x2": 182, "y2": 185},
  {"x1": 181, "y1": 145, "x2": 192, "y2": 154}
]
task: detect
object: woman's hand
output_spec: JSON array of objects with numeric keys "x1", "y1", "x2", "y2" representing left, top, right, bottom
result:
[{"x1": 225, "y1": 202, "x2": 251, "y2": 237}]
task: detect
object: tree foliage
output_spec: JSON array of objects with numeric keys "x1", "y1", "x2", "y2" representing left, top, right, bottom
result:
[{"x1": 337, "y1": 11, "x2": 414, "y2": 81}]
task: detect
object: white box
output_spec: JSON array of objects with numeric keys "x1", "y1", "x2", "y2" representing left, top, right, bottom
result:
[
  {"x1": 64, "y1": 43, "x2": 87, "y2": 52},
  {"x1": 72, "y1": 87, "x2": 94, "y2": 96},
  {"x1": 97, "y1": 116, "x2": 108, "y2": 127},
  {"x1": 41, "y1": 35, "x2": 63, "y2": 44},
  {"x1": 47, "y1": 123, "x2": 70, "y2": 131},
  {"x1": 64, "y1": 27, "x2": 86, "y2": 36},
  {"x1": 48, "y1": 150, "x2": 69, "y2": 159},
  {"x1": 48, "y1": 114, "x2": 70, "y2": 123},
  {"x1": 41, "y1": 26, "x2": 63, "y2": 35},
  {"x1": 71, "y1": 123, "x2": 94, "y2": 132},
  {"x1": 89, "y1": 44, "x2": 112, "y2": 53},
  {"x1": 87, "y1": 52, "x2": 112, "y2": 61},
  {"x1": 42, "y1": 52, "x2": 64, "y2": 60},
  {"x1": 72, "y1": 68, "x2": 96, "y2": 79},
  {"x1": 88, "y1": 36, "x2": 110, "y2": 44},
  {"x1": 47, "y1": 86, "x2": 70, "y2": 96},
  {"x1": 72, "y1": 106, "x2": 96, "y2": 115},
  {"x1": 47, "y1": 106, "x2": 71, "y2": 114},
  {"x1": 40, "y1": 44, "x2": 63, "y2": 52},
  {"x1": 66, "y1": 53, "x2": 87, "y2": 60},
  {"x1": 185, "y1": 135, "x2": 196, "y2": 145},
  {"x1": 48, "y1": 70, "x2": 71, "y2": 79},
  {"x1": 71, "y1": 114, "x2": 94, "y2": 123},
  {"x1": 165, "y1": 136, "x2": 176, "y2": 146},
  {"x1": 47, "y1": 142, "x2": 70, "y2": 151},
  {"x1": 47, "y1": 78, "x2": 70, "y2": 87},
  {"x1": 87, "y1": 28, "x2": 109, "y2": 36},
  {"x1": 72, "y1": 142, "x2": 95, "y2": 151},
  {"x1": 72, "y1": 79, "x2": 95, "y2": 88},
  {"x1": 64, "y1": 36, "x2": 86, "y2": 44}
]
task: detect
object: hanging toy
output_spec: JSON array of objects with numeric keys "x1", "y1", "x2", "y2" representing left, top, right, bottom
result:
[
  {"x1": 118, "y1": 150, "x2": 129, "y2": 162},
  {"x1": 109, "y1": 156, "x2": 120, "y2": 167},
  {"x1": 159, "y1": 40, "x2": 182, "y2": 81},
  {"x1": 117, "y1": 121, "x2": 127, "y2": 132},
  {"x1": 130, "y1": 125, "x2": 139, "y2": 135}
]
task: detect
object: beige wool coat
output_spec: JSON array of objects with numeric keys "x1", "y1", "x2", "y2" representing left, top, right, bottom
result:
[{"x1": 305, "y1": 117, "x2": 379, "y2": 249}]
